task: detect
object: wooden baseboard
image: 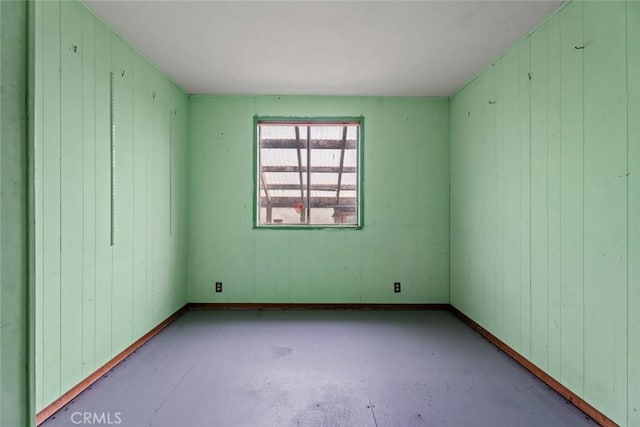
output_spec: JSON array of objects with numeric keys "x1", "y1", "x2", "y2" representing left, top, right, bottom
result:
[
  {"x1": 36, "y1": 304, "x2": 189, "y2": 425},
  {"x1": 448, "y1": 305, "x2": 617, "y2": 427},
  {"x1": 36, "y1": 301, "x2": 615, "y2": 427},
  {"x1": 187, "y1": 302, "x2": 450, "y2": 310}
]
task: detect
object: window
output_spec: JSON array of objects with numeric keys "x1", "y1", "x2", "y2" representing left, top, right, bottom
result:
[{"x1": 255, "y1": 117, "x2": 363, "y2": 228}]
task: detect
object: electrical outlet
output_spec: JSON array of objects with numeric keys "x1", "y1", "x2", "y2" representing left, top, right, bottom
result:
[
  {"x1": 215, "y1": 282, "x2": 223, "y2": 293},
  {"x1": 394, "y1": 282, "x2": 401, "y2": 293}
]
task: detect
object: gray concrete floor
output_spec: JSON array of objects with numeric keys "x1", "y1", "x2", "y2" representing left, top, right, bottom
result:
[{"x1": 42, "y1": 310, "x2": 596, "y2": 427}]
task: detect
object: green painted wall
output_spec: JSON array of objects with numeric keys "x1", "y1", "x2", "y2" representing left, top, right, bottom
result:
[
  {"x1": 33, "y1": 0, "x2": 189, "y2": 412},
  {"x1": 28, "y1": 0, "x2": 639, "y2": 424},
  {"x1": 450, "y1": 1, "x2": 639, "y2": 425},
  {"x1": 188, "y1": 96, "x2": 449, "y2": 303},
  {"x1": 0, "y1": 1, "x2": 32, "y2": 425}
]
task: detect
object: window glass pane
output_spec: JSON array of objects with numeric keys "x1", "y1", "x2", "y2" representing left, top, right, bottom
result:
[
  {"x1": 340, "y1": 173, "x2": 357, "y2": 185},
  {"x1": 261, "y1": 148, "x2": 298, "y2": 166},
  {"x1": 263, "y1": 172, "x2": 299, "y2": 185},
  {"x1": 260, "y1": 125, "x2": 295, "y2": 139},
  {"x1": 342, "y1": 149, "x2": 357, "y2": 166},
  {"x1": 346, "y1": 126, "x2": 358, "y2": 140},
  {"x1": 257, "y1": 119, "x2": 360, "y2": 227},
  {"x1": 309, "y1": 208, "x2": 336, "y2": 225},
  {"x1": 310, "y1": 125, "x2": 343, "y2": 141},
  {"x1": 270, "y1": 207, "x2": 304, "y2": 224},
  {"x1": 311, "y1": 149, "x2": 341, "y2": 167},
  {"x1": 310, "y1": 173, "x2": 338, "y2": 185},
  {"x1": 270, "y1": 190, "x2": 303, "y2": 198},
  {"x1": 310, "y1": 190, "x2": 337, "y2": 198},
  {"x1": 339, "y1": 190, "x2": 357, "y2": 198}
]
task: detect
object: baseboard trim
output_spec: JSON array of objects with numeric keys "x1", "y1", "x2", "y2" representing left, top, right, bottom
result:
[
  {"x1": 35, "y1": 302, "x2": 616, "y2": 427},
  {"x1": 187, "y1": 302, "x2": 450, "y2": 310},
  {"x1": 36, "y1": 304, "x2": 189, "y2": 425},
  {"x1": 448, "y1": 305, "x2": 617, "y2": 427}
]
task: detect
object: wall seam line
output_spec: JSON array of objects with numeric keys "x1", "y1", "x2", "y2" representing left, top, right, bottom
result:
[
  {"x1": 92, "y1": 11, "x2": 97, "y2": 380},
  {"x1": 529, "y1": 38, "x2": 533, "y2": 358},
  {"x1": 625, "y1": 1, "x2": 630, "y2": 425},
  {"x1": 57, "y1": 0, "x2": 62, "y2": 399},
  {"x1": 131, "y1": 51, "x2": 136, "y2": 343},
  {"x1": 546, "y1": 26, "x2": 550, "y2": 370},
  {"x1": 581, "y1": 0, "x2": 586, "y2": 399},
  {"x1": 81, "y1": 5, "x2": 86, "y2": 379},
  {"x1": 558, "y1": 9, "x2": 563, "y2": 385},
  {"x1": 109, "y1": 32, "x2": 114, "y2": 360}
]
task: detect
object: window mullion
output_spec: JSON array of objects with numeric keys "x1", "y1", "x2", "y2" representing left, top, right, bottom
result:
[
  {"x1": 336, "y1": 126, "x2": 348, "y2": 222},
  {"x1": 255, "y1": 118, "x2": 361, "y2": 227},
  {"x1": 295, "y1": 126, "x2": 305, "y2": 223},
  {"x1": 306, "y1": 126, "x2": 311, "y2": 224}
]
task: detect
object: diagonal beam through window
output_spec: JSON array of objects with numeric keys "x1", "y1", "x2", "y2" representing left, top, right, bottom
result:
[{"x1": 256, "y1": 118, "x2": 362, "y2": 227}]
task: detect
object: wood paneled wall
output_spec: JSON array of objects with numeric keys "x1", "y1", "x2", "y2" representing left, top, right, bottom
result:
[
  {"x1": 33, "y1": 0, "x2": 188, "y2": 412},
  {"x1": 0, "y1": 1, "x2": 31, "y2": 425},
  {"x1": 450, "y1": 2, "x2": 639, "y2": 425},
  {"x1": 187, "y1": 96, "x2": 450, "y2": 304}
]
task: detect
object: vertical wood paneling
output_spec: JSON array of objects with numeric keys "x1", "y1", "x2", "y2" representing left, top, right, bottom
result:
[
  {"x1": 559, "y1": 0, "x2": 584, "y2": 396},
  {"x1": 80, "y1": 7, "x2": 96, "y2": 379},
  {"x1": 494, "y1": 60, "x2": 505, "y2": 339},
  {"x1": 60, "y1": 2, "x2": 84, "y2": 390},
  {"x1": 154, "y1": 77, "x2": 169, "y2": 316},
  {"x1": 188, "y1": 96, "x2": 449, "y2": 305},
  {"x1": 59, "y1": 0, "x2": 84, "y2": 391},
  {"x1": 132, "y1": 53, "x2": 148, "y2": 339},
  {"x1": 0, "y1": 1, "x2": 30, "y2": 424},
  {"x1": 451, "y1": 2, "x2": 636, "y2": 425},
  {"x1": 422, "y1": 101, "x2": 450, "y2": 302},
  {"x1": 211, "y1": 99, "x2": 254, "y2": 301},
  {"x1": 529, "y1": 26, "x2": 549, "y2": 370},
  {"x1": 144, "y1": 64, "x2": 157, "y2": 328},
  {"x1": 518, "y1": 38, "x2": 531, "y2": 359},
  {"x1": 172, "y1": 86, "x2": 188, "y2": 306},
  {"x1": 0, "y1": 0, "x2": 4, "y2": 413},
  {"x1": 452, "y1": 85, "x2": 470, "y2": 316},
  {"x1": 35, "y1": 0, "x2": 188, "y2": 412},
  {"x1": 1, "y1": 1, "x2": 4, "y2": 412},
  {"x1": 628, "y1": 2, "x2": 640, "y2": 425},
  {"x1": 179, "y1": 92, "x2": 189, "y2": 299},
  {"x1": 457, "y1": 79, "x2": 484, "y2": 318},
  {"x1": 186, "y1": 100, "x2": 204, "y2": 302},
  {"x1": 470, "y1": 80, "x2": 485, "y2": 320},
  {"x1": 41, "y1": 0, "x2": 61, "y2": 406},
  {"x1": 92, "y1": 15, "x2": 112, "y2": 369},
  {"x1": 359, "y1": 102, "x2": 381, "y2": 302},
  {"x1": 583, "y1": 2, "x2": 627, "y2": 421},
  {"x1": 482, "y1": 67, "x2": 497, "y2": 331},
  {"x1": 0, "y1": 0, "x2": 4, "y2": 412},
  {"x1": 111, "y1": 34, "x2": 134, "y2": 354},
  {"x1": 148, "y1": 67, "x2": 168, "y2": 323},
  {"x1": 500, "y1": 46, "x2": 522, "y2": 349},
  {"x1": 156, "y1": 74, "x2": 170, "y2": 317},
  {"x1": 546, "y1": 14, "x2": 562, "y2": 379},
  {"x1": 33, "y1": 0, "x2": 44, "y2": 411},
  {"x1": 33, "y1": 2, "x2": 637, "y2": 426},
  {"x1": 387, "y1": 100, "x2": 415, "y2": 301},
  {"x1": 168, "y1": 88, "x2": 180, "y2": 304}
]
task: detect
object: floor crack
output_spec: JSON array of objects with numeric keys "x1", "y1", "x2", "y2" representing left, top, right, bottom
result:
[
  {"x1": 366, "y1": 391, "x2": 379, "y2": 427},
  {"x1": 357, "y1": 355, "x2": 379, "y2": 427}
]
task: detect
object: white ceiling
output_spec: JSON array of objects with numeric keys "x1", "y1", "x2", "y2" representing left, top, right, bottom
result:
[{"x1": 85, "y1": 0, "x2": 563, "y2": 97}]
